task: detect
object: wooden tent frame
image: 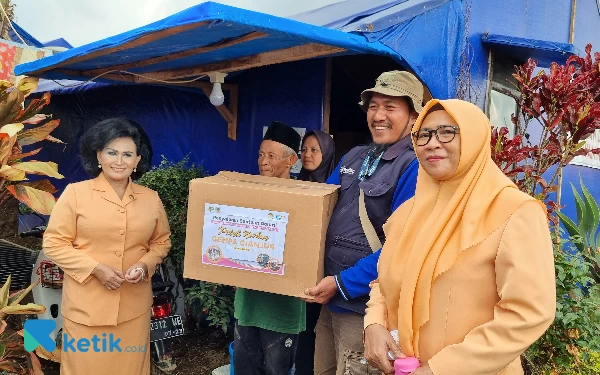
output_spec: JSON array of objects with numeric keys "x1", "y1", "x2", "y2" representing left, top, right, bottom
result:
[{"x1": 29, "y1": 24, "x2": 347, "y2": 140}]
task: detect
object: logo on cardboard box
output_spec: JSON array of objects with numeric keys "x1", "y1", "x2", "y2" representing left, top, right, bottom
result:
[{"x1": 206, "y1": 245, "x2": 223, "y2": 262}]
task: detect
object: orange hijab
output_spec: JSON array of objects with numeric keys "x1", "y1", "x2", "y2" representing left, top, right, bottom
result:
[{"x1": 377, "y1": 99, "x2": 543, "y2": 357}]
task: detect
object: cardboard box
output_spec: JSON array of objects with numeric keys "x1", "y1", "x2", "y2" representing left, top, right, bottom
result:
[{"x1": 184, "y1": 171, "x2": 339, "y2": 298}]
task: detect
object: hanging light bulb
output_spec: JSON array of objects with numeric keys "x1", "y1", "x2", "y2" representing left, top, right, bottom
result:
[
  {"x1": 209, "y1": 82, "x2": 225, "y2": 106},
  {"x1": 207, "y1": 72, "x2": 227, "y2": 107}
]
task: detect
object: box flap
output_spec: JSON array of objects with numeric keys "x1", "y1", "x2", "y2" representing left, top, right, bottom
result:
[{"x1": 194, "y1": 171, "x2": 340, "y2": 196}]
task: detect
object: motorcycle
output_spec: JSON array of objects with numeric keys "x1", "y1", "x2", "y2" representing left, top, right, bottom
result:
[
  {"x1": 15, "y1": 217, "x2": 184, "y2": 373},
  {"x1": 149, "y1": 270, "x2": 184, "y2": 372}
]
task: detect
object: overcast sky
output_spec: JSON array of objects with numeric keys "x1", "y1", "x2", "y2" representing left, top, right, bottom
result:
[{"x1": 13, "y1": 0, "x2": 344, "y2": 47}]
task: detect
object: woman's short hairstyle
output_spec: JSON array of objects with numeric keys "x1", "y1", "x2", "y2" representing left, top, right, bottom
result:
[{"x1": 80, "y1": 118, "x2": 153, "y2": 180}]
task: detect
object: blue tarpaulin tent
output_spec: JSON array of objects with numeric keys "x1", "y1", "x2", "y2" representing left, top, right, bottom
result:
[
  {"x1": 14, "y1": 0, "x2": 464, "y2": 192},
  {"x1": 19, "y1": 0, "x2": 577, "y2": 105},
  {"x1": 26, "y1": 57, "x2": 329, "y2": 188},
  {"x1": 14, "y1": 0, "x2": 582, "y2": 115},
  {"x1": 292, "y1": 0, "x2": 465, "y2": 99},
  {"x1": 14, "y1": 0, "x2": 579, "y2": 188},
  {"x1": 8, "y1": 21, "x2": 44, "y2": 48},
  {"x1": 43, "y1": 38, "x2": 74, "y2": 50},
  {"x1": 14, "y1": 1, "x2": 464, "y2": 99},
  {"x1": 13, "y1": 2, "x2": 399, "y2": 77},
  {"x1": 12, "y1": 0, "x2": 588, "y2": 233}
]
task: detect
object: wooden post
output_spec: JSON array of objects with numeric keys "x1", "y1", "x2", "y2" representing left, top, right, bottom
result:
[
  {"x1": 199, "y1": 84, "x2": 238, "y2": 141},
  {"x1": 323, "y1": 57, "x2": 332, "y2": 134},
  {"x1": 228, "y1": 85, "x2": 238, "y2": 140},
  {"x1": 570, "y1": 0, "x2": 577, "y2": 44}
]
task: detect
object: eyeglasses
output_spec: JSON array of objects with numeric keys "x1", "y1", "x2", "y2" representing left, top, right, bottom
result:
[{"x1": 412, "y1": 125, "x2": 460, "y2": 146}]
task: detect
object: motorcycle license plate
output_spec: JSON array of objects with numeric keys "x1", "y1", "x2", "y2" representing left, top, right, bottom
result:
[{"x1": 150, "y1": 315, "x2": 185, "y2": 342}]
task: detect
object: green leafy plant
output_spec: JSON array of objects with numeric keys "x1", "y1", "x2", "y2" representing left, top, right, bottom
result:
[
  {"x1": 0, "y1": 275, "x2": 47, "y2": 374},
  {"x1": 524, "y1": 236, "x2": 600, "y2": 374},
  {"x1": 556, "y1": 178, "x2": 600, "y2": 283},
  {"x1": 185, "y1": 282, "x2": 235, "y2": 334},
  {"x1": 136, "y1": 155, "x2": 208, "y2": 279},
  {"x1": 568, "y1": 349, "x2": 600, "y2": 374},
  {"x1": 137, "y1": 156, "x2": 236, "y2": 332}
]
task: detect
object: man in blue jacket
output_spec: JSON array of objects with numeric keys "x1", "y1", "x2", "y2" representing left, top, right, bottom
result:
[{"x1": 304, "y1": 70, "x2": 424, "y2": 375}]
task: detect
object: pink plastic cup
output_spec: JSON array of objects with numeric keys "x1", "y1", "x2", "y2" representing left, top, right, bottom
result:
[{"x1": 394, "y1": 357, "x2": 420, "y2": 375}]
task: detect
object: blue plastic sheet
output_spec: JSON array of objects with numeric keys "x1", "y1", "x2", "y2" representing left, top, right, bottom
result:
[
  {"x1": 14, "y1": 2, "x2": 399, "y2": 80},
  {"x1": 43, "y1": 38, "x2": 74, "y2": 49},
  {"x1": 8, "y1": 21, "x2": 44, "y2": 48},
  {"x1": 363, "y1": 0, "x2": 464, "y2": 99},
  {"x1": 293, "y1": 0, "x2": 464, "y2": 99},
  {"x1": 15, "y1": 0, "x2": 464, "y2": 102},
  {"x1": 481, "y1": 34, "x2": 579, "y2": 67},
  {"x1": 291, "y1": 0, "x2": 415, "y2": 30},
  {"x1": 29, "y1": 59, "x2": 327, "y2": 192}
]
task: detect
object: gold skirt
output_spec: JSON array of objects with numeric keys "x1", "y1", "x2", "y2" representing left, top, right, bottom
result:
[{"x1": 60, "y1": 311, "x2": 151, "y2": 375}]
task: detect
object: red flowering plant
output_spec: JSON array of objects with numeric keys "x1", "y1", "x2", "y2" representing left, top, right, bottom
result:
[
  {"x1": 492, "y1": 44, "x2": 600, "y2": 374},
  {"x1": 490, "y1": 44, "x2": 600, "y2": 224}
]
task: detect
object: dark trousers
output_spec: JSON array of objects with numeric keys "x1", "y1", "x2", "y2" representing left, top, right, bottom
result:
[
  {"x1": 294, "y1": 303, "x2": 321, "y2": 375},
  {"x1": 234, "y1": 322, "x2": 298, "y2": 375}
]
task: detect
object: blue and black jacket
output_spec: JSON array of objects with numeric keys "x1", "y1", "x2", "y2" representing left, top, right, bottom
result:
[{"x1": 323, "y1": 136, "x2": 418, "y2": 314}]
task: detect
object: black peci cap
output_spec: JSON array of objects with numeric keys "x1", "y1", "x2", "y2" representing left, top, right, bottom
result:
[{"x1": 263, "y1": 121, "x2": 301, "y2": 152}]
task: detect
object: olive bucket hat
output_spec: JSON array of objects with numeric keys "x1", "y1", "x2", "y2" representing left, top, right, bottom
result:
[{"x1": 359, "y1": 70, "x2": 425, "y2": 113}]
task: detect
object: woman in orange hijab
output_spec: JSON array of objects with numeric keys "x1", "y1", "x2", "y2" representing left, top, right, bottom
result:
[{"x1": 363, "y1": 99, "x2": 556, "y2": 375}]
